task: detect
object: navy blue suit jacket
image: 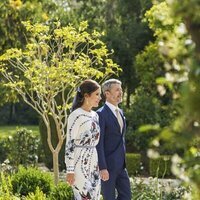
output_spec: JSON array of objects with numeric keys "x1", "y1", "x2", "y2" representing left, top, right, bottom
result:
[{"x1": 96, "y1": 104, "x2": 126, "y2": 171}]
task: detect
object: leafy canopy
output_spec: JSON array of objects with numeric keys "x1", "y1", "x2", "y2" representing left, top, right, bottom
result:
[{"x1": 0, "y1": 21, "x2": 119, "y2": 111}]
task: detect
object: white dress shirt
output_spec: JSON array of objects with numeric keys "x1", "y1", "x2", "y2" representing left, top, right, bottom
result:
[{"x1": 105, "y1": 101, "x2": 119, "y2": 117}]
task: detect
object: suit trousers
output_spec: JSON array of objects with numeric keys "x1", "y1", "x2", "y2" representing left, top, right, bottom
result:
[{"x1": 101, "y1": 168, "x2": 131, "y2": 200}]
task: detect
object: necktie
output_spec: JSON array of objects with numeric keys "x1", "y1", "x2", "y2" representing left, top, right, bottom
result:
[{"x1": 115, "y1": 108, "x2": 123, "y2": 133}]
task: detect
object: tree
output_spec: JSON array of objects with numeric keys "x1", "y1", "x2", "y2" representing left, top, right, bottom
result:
[
  {"x1": 0, "y1": 21, "x2": 119, "y2": 184},
  {"x1": 107, "y1": 0, "x2": 153, "y2": 107},
  {"x1": 125, "y1": 43, "x2": 176, "y2": 172},
  {"x1": 68, "y1": 0, "x2": 154, "y2": 107},
  {"x1": 143, "y1": 1, "x2": 200, "y2": 197},
  {"x1": 169, "y1": 0, "x2": 200, "y2": 197},
  {"x1": 0, "y1": 0, "x2": 59, "y2": 121}
]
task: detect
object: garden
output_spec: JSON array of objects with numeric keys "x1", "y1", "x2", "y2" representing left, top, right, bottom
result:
[{"x1": 0, "y1": 0, "x2": 199, "y2": 199}]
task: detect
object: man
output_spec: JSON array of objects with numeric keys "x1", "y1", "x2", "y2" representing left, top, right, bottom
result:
[{"x1": 96, "y1": 79, "x2": 131, "y2": 200}]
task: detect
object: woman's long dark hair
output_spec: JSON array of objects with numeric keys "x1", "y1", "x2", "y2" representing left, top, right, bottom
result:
[{"x1": 71, "y1": 79, "x2": 100, "y2": 112}]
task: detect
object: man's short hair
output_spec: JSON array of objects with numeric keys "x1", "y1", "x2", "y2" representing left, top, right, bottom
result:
[{"x1": 102, "y1": 79, "x2": 122, "y2": 95}]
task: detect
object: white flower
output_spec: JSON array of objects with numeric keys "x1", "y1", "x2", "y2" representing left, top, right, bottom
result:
[{"x1": 147, "y1": 149, "x2": 160, "y2": 159}]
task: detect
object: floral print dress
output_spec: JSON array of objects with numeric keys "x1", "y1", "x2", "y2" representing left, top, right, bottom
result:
[{"x1": 65, "y1": 108, "x2": 101, "y2": 200}]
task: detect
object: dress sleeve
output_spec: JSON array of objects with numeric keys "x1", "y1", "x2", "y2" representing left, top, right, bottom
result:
[{"x1": 65, "y1": 112, "x2": 80, "y2": 173}]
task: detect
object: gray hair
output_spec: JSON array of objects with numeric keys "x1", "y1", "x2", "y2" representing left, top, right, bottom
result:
[{"x1": 102, "y1": 79, "x2": 122, "y2": 95}]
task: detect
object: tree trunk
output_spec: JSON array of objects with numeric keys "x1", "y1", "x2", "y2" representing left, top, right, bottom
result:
[
  {"x1": 9, "y1": 103, "x2": 16, "y2": 124},
  {"x1": 126, "y1": 86, "x2": 131, "y2": 108},
  {"x1": 40, "y1": 115, "x2": 65, "y2": 185},
  {"x1": 39, "y1": 118, "x2": 66, "y2": 171},
  {"x1": 53, "y1": 150, "x2": 59, "y2": 185}
]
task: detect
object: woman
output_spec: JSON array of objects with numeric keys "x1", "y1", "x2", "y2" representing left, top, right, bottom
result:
[{"x1": 65, "y1": 79, "x2": 102, "y2": 200}]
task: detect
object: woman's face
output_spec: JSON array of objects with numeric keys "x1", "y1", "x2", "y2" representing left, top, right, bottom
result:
[{"x1": 86, "y1": 88, "x2": 101, "y2": 108}]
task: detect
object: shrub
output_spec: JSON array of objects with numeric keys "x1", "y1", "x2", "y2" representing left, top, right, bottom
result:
[
  {"x1": 0, "y1": 159, "x2": 14, "y2": 175},
  {"x1": 0, "y1": 172, "x2": 12, "y2": 199},
  {"x1": 49, "y1": 181, "x2": 73, "y2": 200},
  {"x1": 126, "y1": 153, "x2": 141, "y2": 176},
  {"x1": 6, "y1": 128, "x2": 43, "y2": 167},
  {"x1": 11, "y1": 166, "x2": 53, "y2": 196},
  {"x1": 130, "y1": 177, "x2": 189, "y2": 200},
  {"x1": 149, "y1": 155, "x2": 172, "y2": 178},
  {"x1": 25, "y1": 187, "x2": 47, "y2": 200},
  {"x1": 0, "y1": 139, "x2": 9, "y2": 164},
  {"x1": 0, "y1": 172, "x2": 20, "y2": 200}
]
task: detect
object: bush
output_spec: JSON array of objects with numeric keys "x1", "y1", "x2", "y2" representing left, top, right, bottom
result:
[
  {"x1": 25, "y1": 187, "x2": 47, "y2": 200},
  {"x1": 149, "y1": 155, "x2": 172, "y2": 178},
  {"x1": 126, "y1": 153, "x2": 141, "y2": 176},
  {"x1": 6, "y1": 128, "x2": 43, "y2": 167},
  {"x1": 0, "y1": 172, "x2": 20, "y2": 200},
  {"x1": 11, "y1": 166, "x2": 53, "y2": 196},
  {"x1": 0, "y1": 139, "x2": 9, "y2": 164},
  {"x1": 130, "y1": 177, "x2": 189, "y2": 200},
  {"x1": 0, "y1": 159, "x2": 14, "y2": 174},
  {"x1": 49, "y1": 181, "x2": 73, "y2": 200}
]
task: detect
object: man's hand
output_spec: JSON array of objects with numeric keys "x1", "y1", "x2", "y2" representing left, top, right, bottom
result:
[
  {"x1": 100, "y1": 169, "x2": 109, "y2": 181},
  {"x1": 66, "y1": 173, "x2": 75, "y2": 186}
]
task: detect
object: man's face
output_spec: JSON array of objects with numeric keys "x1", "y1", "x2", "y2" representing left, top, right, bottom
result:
[{"x1": 105, "y1": 83, "x2": 123, "y2": 106}]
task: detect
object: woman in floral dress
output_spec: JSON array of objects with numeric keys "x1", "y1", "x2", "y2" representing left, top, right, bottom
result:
[{"x1": 65, "y1": 80, "x2": 101, "y2": 200}]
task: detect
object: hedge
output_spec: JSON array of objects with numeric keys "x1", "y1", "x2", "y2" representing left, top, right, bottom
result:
[
  {"x1": 149, "y1": 155, "x2": 172, "y2": 178},
  {"x1": 126, "y1": 153, "x2": 141, "y2": 176},
  {"x1": 12, "y1": 166, "x2": 53, "y2": 196}
]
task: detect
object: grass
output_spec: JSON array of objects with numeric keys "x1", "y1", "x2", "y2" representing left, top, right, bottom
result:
[{"x1": 0, "y1": 125, "x2": 39, "y2": 138}]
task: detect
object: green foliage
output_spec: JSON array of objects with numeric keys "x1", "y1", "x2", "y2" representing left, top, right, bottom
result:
[
  {"x1": 0, "y1": 159, "x2": 14, "y2": 175},
  {"x1": 0, "y1": 125, "x2": 39, "y2": 139},
  {"x1": 145, "y1": 2, "x2": 176, "y2": 36},
  {"x1": 0, "y1": 172, "x2": 12, "y2": 199},
  {"x1": 169, "y1": 0, "x2": 200, "y2": 24},
  {"x1": 0, "y1": 84, "x2": 18, "y2": 107},
  {"x1": 0, "y1": 0, "x2": 78, "y2": 107},
  {"x1": 0, "y1": 0, "x2": 58, "y2": 106},
  {"x1": 0, "y1": 101, "x2": 39, "y2": 125},
  {"x1": 149, "y1": 155, "x2": 172, "y2": 178},
  {"x1": 127, "y1": 31, "x2": 177, "y2": 155},
  {"x1": 0, "y1": 0, "x2": 58, "y2": 54},
  {"x1": 144, "y1": 0, "x2": 200, "y2": 196},
  {"x1": 0, "y1": 172, "x2": 20, "y2": 200},
  {"x1": 11, "y1": 166, "x2": 53, "y2": 197},
  {"x1": 126, "y1": 87, "x2": 174, "y2": 153},
  {"x1": 107, "y1": 0, "x2": 153, "y2": 106},
  {"x1": 126, "y1": 153, "x2": 141, "y2": 176},
  {"x1": 70, "y1": 0, "x2": 107, "y2": 31},
  {"x1": 5, "y1": 128, "x2": 43, "y2": 167},
  {"x1": 0, "y1": 139, "x2": 9, "y2": 163},
  {"x1": 0, "y1": 20, "x2": 119, "y2": 102},
  {"x1": 135, "y1": 43, "x2": 165, "y2": 88},
  {"x1": 145, "y1": 1, "x2": 193, "y2": 75},
  {"x1": 0, "y1": 20, "x2": 119, "y2": 184},
  {"x1": 71, "y1": 0, "x2": 153, "y2": 106},
  {"x1": 25, "y1": 187, "x2": 47, "y2": 200},
  {"x1": 130, "y1": 177, "x2": 188, "y2": 200},
  {"x1": 49, "y1": 181, "x2": 73, "y2": 200}
]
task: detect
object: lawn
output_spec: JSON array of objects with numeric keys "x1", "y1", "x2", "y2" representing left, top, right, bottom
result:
[{"x1": 0, "y1": 125, "x2": 39, "y2": 138}]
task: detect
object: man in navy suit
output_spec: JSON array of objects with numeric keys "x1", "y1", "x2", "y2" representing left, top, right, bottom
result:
[{"x1": 96, "y1": 79, "x2": 131, "y2": 200}]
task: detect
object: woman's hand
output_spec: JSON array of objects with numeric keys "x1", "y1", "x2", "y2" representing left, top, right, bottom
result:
[{"x1": 66, "y1": 173, "x2": 75, "y2": 186}]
